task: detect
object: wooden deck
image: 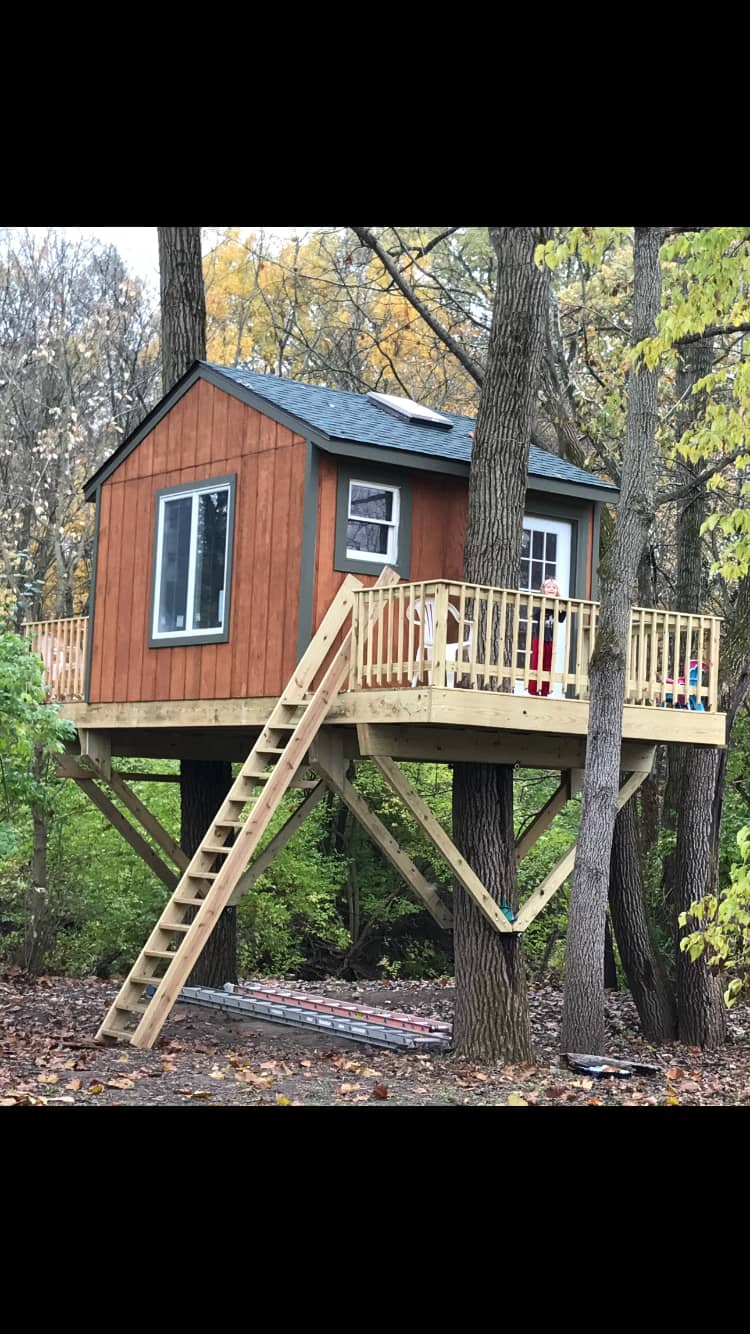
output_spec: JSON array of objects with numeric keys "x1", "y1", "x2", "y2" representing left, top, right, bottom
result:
[{"x1": 27, "y1": 581, "x2": 727, "y2": 753}]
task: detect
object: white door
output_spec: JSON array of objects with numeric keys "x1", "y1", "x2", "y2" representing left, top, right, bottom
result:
[{"x1": 515, "y1": 516, "x2": 572, "y2": 698}]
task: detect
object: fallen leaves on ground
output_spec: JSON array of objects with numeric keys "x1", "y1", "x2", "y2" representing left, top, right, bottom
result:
[{"x1": 0, "y1": 972, "x2": 748, "y2": 1107}]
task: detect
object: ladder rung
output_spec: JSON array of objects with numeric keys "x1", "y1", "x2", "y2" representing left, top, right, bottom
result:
[
  {"x1": 100, "y1": 1026, "x2": 133, "y2": 1041},
  {"x1": 257, "y1": 746, "x2": 286, "y2": 755},
  {"x1": 188, "y1": 871, "x2": 219, "y2": 880},
  {"x1": 131, "y1": 973, "x2": 163, "y2": 987},
  {"x1": 238, "y1": 772, "x2": 270, "y2": 784},
  {"x1": 145, "y1": 949, "x2": 178, "y2": 959},
  {"x1": 114, "y1": 999, "x2": 149, "y2": 1015},
  {"x1": 215, "y1": 820, "x2": 245, "y2": 830},
  {"x1": 202, "y1": 843, "x2": 231, "y2": 855},
  {"x1": 175, "y1": 896, "x2": 208, "y2": 907},
  {"x1": 158, "y1": 921, "x2": 190, "y2": 933}
]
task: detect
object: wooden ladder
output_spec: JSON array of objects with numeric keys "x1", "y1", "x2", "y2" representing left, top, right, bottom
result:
[{"x1": 97, "y1": 568, "x2": 398, "y2": 1049}]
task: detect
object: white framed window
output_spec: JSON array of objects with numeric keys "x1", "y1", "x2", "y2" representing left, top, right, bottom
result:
[
  {"x1": 345, "y1": 479, "x2": 400, "y2": 565},
  {"x1": 150, "y1": 475, "x2": 235, "y2": 645}
]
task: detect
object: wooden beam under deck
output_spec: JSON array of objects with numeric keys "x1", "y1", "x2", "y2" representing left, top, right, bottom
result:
[{"x1": 62, "y1": 689, "x2": 726, "y2": 749}]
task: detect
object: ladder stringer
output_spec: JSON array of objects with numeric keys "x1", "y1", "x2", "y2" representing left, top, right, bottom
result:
[
  {"x1": 96, "y1": 568, "x2": 399, "y2": 1050},
  {"x1": 512, "y1": 767, "x2": 651, "y2": 932}
]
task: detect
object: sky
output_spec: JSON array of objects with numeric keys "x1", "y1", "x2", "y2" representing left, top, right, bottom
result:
[{"x1": 39, "y1": 226, "x2": 314, "y2": 288}]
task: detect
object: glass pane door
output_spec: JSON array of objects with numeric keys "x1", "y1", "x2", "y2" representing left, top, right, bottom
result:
[{"x1": 515, "y1": 516, "x2": 572, "y2": 698}]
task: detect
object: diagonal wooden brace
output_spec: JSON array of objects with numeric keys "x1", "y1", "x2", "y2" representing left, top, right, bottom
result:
[
  {"x1": 310, "y1": 732, "x2": 452, "y2": 931},
  {"x1": 512, "y1": 766, "x2": 652, "y2": 932},
  {"x1": 369, "y1": 755, "x2": 512, "y2": 934},
  {"x1": 63, "y1": 759, "x2": 179, "y2": 891},
  {"x1": 514, "y1": 774, "x2": 571, "y2": 862},
  {"x1": 227, "y1": 782, "x2": 328, "y2": 906}
]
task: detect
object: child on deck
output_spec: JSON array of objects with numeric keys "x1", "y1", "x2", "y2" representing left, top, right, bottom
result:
[{"x1": 528, "y1": 578, "x2": 566, "y2": 697}]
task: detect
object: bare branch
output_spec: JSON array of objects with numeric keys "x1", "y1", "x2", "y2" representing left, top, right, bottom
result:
[{"x1": 349, "y1": 226, "x2": 484, "y2": 386}]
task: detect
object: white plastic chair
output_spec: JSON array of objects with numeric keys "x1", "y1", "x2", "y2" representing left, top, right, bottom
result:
[{"x1": 405, "y1": 598, "x2": 473, "y2": 687}]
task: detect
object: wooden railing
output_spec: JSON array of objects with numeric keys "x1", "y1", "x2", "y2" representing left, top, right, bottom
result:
[
  {"x1": 348, "y1": 581, "x2": 723, "y2": 712},
  {"x1": 23, "y1": 616, "x2": 89, "y2": 702}
]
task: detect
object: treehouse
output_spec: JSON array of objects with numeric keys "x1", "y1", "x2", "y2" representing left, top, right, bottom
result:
[{"x1": 22, "y1": 362, "x2": 726, "y2": 1049}]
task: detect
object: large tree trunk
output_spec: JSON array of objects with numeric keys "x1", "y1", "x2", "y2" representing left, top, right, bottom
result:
[
  {"x1": 181, "y1": 759, "x2": 237, "y2": 987},
  {"x1": 452, "y1": 226, "x2": 550, "y2": 1064},
  {"x1": 158, "y1": 226, "x2": 206, "y2": 390},
  {"x1": 663, "y1": 336, "x2": 726, "y2": 1047},
  {"x1": 609, "y1": 794, "x2": 678, "y2": 1040},
  {"x1": 561, "y1": 227, "x2": 664, "y2": 1054},
  {"x1": 158, "y1": 227, "x2": 237, "y2": 984}
]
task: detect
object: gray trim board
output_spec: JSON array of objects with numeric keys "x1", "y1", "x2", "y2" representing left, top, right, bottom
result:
[
  {"x1": 591, "y1": 502, "x2": 603, "y2": 599},
  {"x1": 316, "y1": 436, "x2": 468, "y2": 478},
  {"x1": 334, "y1": 462, "x2": 413, "y2": 579},
  {"x1": 83, "y1": 485, "x2": 101, "y2": 703},
  {"x1": 296, "y1": 441, "x2": 319, "y2": 658},
  {"x1": 147, "y1": 473, "x2": 237, "y2": 649}
]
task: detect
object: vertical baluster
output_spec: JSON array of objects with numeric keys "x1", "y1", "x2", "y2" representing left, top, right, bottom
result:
[
  {"x1": 575, "y1": 601, "x2": 585, "y2": 698},
  {"x1": 406, "y1": 583, "x2": 416, "y2": 685},
  {"x1": 468, "y1": 587, "x2": 480, "y2": 688},
  {"x1": 397, "y1": 585, "x2": 405, "y2": 686},
  {"x1": 563, "y1": 599, "x2": 573, "y2": 692},
  {"x1": 670, "y1": 613, "x2": 681, "y2": 709},
  {"x1": 523, "y1": 593, "x2": 534, "y2": 693},
  {"x1": 648, "y1": 611, "x2": 658, "y2": 706},
  {"x1": 510, "y1": 590, "x2": 521, "y2": 693},
  {"x1": 457, "y1": 584, "x2": 467, "y2": 687},
  {"x1": 708, "y1": 617, "x2": 720, "y2": 712},
  {"x1": 431, "y1": 584, "x2": 449, "y2": 689},
  {"x1": 481, "y1": 587, "x2": 494, "y2": 690},
  {"x1": 684, "y1": 613, "x2": 694, "y2": 709},
  {"x1": 349, "y1": 593, "x2": 359, "y2": 689}
]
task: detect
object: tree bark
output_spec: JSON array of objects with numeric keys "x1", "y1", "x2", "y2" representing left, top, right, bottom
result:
[
  {"x1": 157, "y1": 227, "x2": 206, "y2": 391},
  {"x1": 609, "y1": 793, "x2": 678, "y2": 1040},
  {"x1": 452, "y1": 226, "x2": 550, "y2": 1064},
  {"x1": 181, "y1": 759, "x2": 237, "y2": 987},
  {"x1": 561, "y1": 227, "x2": 664, "y2": 1054},
  {"x1": 158, "y1": 226, "x2": 237, "y2": 985},
  {"x1": 663, "y1": 335, "x2": 726, "y2": 1047}
]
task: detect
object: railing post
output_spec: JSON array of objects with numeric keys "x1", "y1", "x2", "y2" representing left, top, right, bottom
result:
[{"x1": 432, "y1": 583, "x2": 449, "y2": 688}]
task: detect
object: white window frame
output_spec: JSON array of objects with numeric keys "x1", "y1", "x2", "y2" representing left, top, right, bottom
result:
[
  {"x1": 345, "y1": 478, "x2": 400, "y2": 565},
  {"x1": 152, "y1": 479, "x2": 232, "y2": 642}
]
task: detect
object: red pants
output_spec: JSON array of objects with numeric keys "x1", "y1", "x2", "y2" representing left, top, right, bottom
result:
[{"x1": 529, "y1": 636, "x2": 552, "y2": 696}]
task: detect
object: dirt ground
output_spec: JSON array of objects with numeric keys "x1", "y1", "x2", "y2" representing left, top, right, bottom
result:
[{"x1": 1, "y1": 970, "x2": 749, "y2": 1106}]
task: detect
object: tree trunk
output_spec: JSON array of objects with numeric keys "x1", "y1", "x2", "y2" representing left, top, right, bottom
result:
[
  {"x1": 452, "y1": 226, "x2": 550, "y2": 1064},
  {"x1": 663, "y1": 335, "x2": 726, "y2": 1047},
  {"x1": 157, "y1": 227, "x2": 206, "y2": 391},
  {"x1": 158, "y1": 227, "x2": 237, "y2": 988},
  {"x1": 561, "y1": 227, "x2": 664, "y2": 1054},
  {"x1": 610, "y1": 793, "x2": 678, "y2": 1040},
  {"x1": 181, "y1": 759, "x2": 237, "y2": 987}
]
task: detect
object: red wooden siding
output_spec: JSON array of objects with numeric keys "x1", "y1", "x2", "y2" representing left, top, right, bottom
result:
[{"x1": 89, "y1": 380, "x2": 307, "y2": 704}]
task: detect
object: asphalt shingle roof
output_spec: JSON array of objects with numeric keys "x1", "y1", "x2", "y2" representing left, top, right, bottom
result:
[{"x1": 208, "y1": 362, "x2": 618, "y2": 493}]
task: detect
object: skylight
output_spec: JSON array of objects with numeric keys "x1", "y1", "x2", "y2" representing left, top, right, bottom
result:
[{"x1": 366, "y1": 390, "x2": 453, "y2": 429}]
